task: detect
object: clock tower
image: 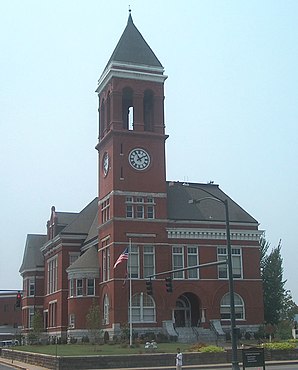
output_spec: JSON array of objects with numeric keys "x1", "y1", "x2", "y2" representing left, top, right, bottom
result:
[{"x1": 95, "y1": 12, "x2": 168, "y2": 330}]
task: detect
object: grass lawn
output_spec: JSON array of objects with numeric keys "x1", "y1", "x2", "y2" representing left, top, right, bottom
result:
[{"x1": 15, "y1": 342, "x2": 191, "y2": 356}]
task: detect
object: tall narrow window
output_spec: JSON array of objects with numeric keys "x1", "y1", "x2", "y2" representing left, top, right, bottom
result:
[
  {"x1": 101, "y1": 198, "x2": 110, "y2": 223},
  {"x1": 87, "y1": 279, "x2": 95, "y2": 296},
  {"x1": 76, "y1": 279, "x2": 83, "y2": 296},
  {"x1": 144, "y1": 90, "x2": 154, "y2": 131},
  {"x1": 128, "y1": 106, "x2": 134, "y2": 130},
  {"x1": 47, "y1": 256, "x2": 58, "y2": 294},
  {"x1": 103, "y1": 294, "x2": 110, "y2": 325},
  {"x1": 172, "y1": 246, "x2": 184, "y2": 279},
  {"x1": 122, "y1": 87, "x2": 133, "y2": 130},
  {"x1": 187, "y1": 246, "x2": 199, "y2": 279},
  {"x1": 28, "y1": 307, "x2": 35, "y2": 328},
  {"x1": 69, "y1": 279, "x2": 74, "y2": 297},
  {"x1": 128, "y1": 245, "x2": 139, "y2": 279},
  {"x1": 143, "y1": 245, "x2": 155, "y2": 278},
  {"x1": 69, "y1": 314, "x2": 75, "y2": 328},
  {"x1": 107, "y1": 247, "x2": 110, "y2": 280},
  {"x1": 126, "y1": 197, "x2": 134, "y2": 218},
  {"x1": 29, "y1": 278, "x2": 35, "y2": 296}
]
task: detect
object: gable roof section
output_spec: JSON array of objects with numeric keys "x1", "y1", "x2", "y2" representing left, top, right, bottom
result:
[
  {"x1": 82, "y1": 210, "x2": 98, "y2": 250},
  {"x1": 67, "y1": 245, "x2": 99, "y2": 272},
  {"x1": 61, "y1": 197, "x2": 98, "y2": 236},
  {"x1": 167, "y1": 182, "x2": 258, "y2": 224},
  {"x1": 19, "y1": 234, "x2": 46, "y2": 274}
]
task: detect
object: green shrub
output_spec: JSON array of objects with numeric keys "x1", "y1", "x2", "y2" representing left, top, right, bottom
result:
[
  {"x1": 199, "y1": 345, "x2": 225, "y2": 353},
  {"x1": 263, "y1": 342, "x2": 296, "y2": 350}
]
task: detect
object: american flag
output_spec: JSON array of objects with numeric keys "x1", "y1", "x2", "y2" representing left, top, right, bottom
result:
[{"x1": 113, "y1": 247, "x2": 129, "y2": 269}]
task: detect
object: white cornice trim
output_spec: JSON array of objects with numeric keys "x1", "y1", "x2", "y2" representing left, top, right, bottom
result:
[
  {"x1": 126, "y1": 233, "x2": 156, "y2": 238},
  {"x1": 167, "y1": 228, "x2": 263, "y2": 241},
  {"x1": 96, "y1": 67, "x2": 167, "y2": 94}
]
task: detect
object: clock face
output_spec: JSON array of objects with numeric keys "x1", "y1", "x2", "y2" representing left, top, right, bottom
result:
[
  {"x1": 102, "y1": 152, "x2": 109, "y2": 177},
  {"x1": 129, "y1": 148, "x2": 150, "y2": 171}
]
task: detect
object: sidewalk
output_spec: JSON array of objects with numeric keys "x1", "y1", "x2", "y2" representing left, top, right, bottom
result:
[
  {"x1": 1, "y1": 358, "x2": 298, "y2": 370},
  {"x1": 0, "y1": 357, "x2": 45, "y2": 370}
]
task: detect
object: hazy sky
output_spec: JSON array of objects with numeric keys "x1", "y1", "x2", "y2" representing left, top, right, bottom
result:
[{"x1": 1, "y1": 1, "x2": 298, "y2": 303}]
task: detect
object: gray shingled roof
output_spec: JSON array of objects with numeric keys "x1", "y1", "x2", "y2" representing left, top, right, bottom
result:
[
  {"x1": 104, "y1": 13, "x2": 163, "y2": 70},
  {"x1": 83, "y1": 210, "x2": 98, "y2": 246},
  {"x1": 55, "y1": 212, "x2": 78, "y2": 227},
  {"x1": 66, "y1": 246, "x2": 99, "y2": 272},
  {"x1": 19, "y1": 234, "x2": 46, "y2": 274},
  {"x1": 61, "y1": 198, "x2": 98, "y2": 235},
  {"x1": 167, "y1": 182, "x2": 258, "y2": 224}
]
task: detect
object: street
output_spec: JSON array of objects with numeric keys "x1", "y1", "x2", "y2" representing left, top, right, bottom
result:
[{"x1": 0, "y1": 364, "x2": 20, "y2": 370}]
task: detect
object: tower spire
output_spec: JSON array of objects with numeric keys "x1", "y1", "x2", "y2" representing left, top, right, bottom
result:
[{"x1": 128, "y1": 5, "x2": 133, "y2": 23}]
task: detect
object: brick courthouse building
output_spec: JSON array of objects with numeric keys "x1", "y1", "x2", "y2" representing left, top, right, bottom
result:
[{"x1": 19, "y1": 13, "x2": 264, "y2": 343}]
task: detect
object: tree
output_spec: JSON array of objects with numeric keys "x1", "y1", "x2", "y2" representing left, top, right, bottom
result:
[
  {"x1": 280, "y1": 289, "x2": 298, "y2": 321},
  {"x1": 261, "y1": 239, "x2": 286, "y2": 325},
  {"x1": 86, "y1": 299, "x2": 102, "y2": 346},
  {"x1": 28, "y1": 310, "x2": 43, "y2": 344}
]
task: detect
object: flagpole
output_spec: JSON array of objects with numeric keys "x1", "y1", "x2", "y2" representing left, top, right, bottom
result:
[{"x1": 129, "y1": 238, "x2": 133, "y2": 347}]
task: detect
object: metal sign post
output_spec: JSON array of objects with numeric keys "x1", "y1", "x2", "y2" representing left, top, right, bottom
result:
[{"x1": 242, "y1": 347, "x2": 265, "y2": 370}]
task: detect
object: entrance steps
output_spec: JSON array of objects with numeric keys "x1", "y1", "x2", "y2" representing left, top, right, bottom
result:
[{"x1": 175, "y1": 326, "x2": 223, "y2": 344}]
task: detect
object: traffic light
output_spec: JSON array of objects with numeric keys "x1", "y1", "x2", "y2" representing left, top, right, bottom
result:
[
  {"x1": 146, "y1": 280, "x2": 153, "y2": 295},
  {"x1": 16, "y1": 291, "x2": 22, "y2": 308},
  {"x1": 165, "y1": 277, "x2": 173, "y2": 293}
]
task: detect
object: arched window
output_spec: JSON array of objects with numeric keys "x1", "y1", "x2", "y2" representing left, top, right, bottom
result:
[
  {"x1": 220, "y1": 293, "x2": 245, "y2": 320},
  {"x1": 129, "y1": 292, "x2": 156, "y2": 323},
  {"x1": 100, "y1": 99, "x2": 105, "y2": 137},
  {"x1": 106, "y1": 93, "x2": 111, "y2": 130},
  {"x1": 122, "y1": 87, "x2": 134, "y2": 130},
  {"x1": 143, "y1": 90, "x2": 154, "y2": 131},
  {"x1": 103, "y1": 294, "x2": 109, "y2": 325}
]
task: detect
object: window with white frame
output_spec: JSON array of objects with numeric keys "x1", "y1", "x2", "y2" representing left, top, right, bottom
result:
[
  {"x1": 172, "y1": 246, "x2": 184, "y2": 279},
  {"x1": 107, "y1": 247, "x2": 110, "y2": 280},
  {"x1": 220, "y1": 293, "x2": 245, "y2": 320},
  {"x1": 217, "y1": 247, "x2": 242, "y2": 279},
  {"x1": 28, "y1": 277, "x2": 35, "y2": 296},
  {"x1": 28, "y1": 307, "x2": 34, "y2": 328},
  {"x1": 129, "y1": 293, "x2": 156, "y2": 323},
  {"x1": 49, "y1": 302, "x2": 57, "y2": 327},
  {"x1": 69, "y1": 279, "x2": 74, "y2": 297},
  {"x1": 87, "y1": 278, "x2": 95, "y2": 296},
  {"x1": 128, "y1": 245, "x2": 139, "y2": 278},
  {"x1": 76, "y1": 279, "x2": 83, "y2": 296},
  {"x1": 47, "y1": 256, "x2": 58, "y2": 294},
  {"x1": 102, "y1": 244, "x2": 110, "y2": 282},
  {"x1": 103, "y1": 294, "x2": 109, "y2": 325},
  {"x1": 143, "y1": 245, "x2": 155, "y2": 278},
  {"x1": 146, "y1": 197, "x2": 155, "y2": 219},
  {"x1": 125, "y1": 196, "x2": 155, "y2": 219},
  {"x1": 126, "y1": 204, "x2": 133, "y2": 218},
  {"x1": 187, "y1": 246, "x2": 199, "y2": 279},
  {"x1": 136, "y1": 205, "x2": 144, "y2": 218},
  {"x1": 101, "y1": 198, "x2": 110, "y2": 223},
  {"x1": 103, "y1": 249, "x2": 106, "y2": 281},
  {"x1": 69, "y1": 313, "x2": 75, "y2": 328}
]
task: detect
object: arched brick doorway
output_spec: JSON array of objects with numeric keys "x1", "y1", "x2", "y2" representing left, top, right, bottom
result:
[{"x1": 174, "y1": 292, "x2": 200, "y2": 327}]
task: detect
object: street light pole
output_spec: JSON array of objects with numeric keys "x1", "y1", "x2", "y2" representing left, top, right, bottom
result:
[
  {"x1": 186, "y1": 185, "x2": 240, "y2": 370},
  {"x1": 223, "y1": 199, "x2": 240, "y2": 370}
]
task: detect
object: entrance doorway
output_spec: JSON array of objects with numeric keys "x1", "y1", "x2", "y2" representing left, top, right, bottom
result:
[{"x1": 173, "y1": 293, "x2": 200, "y2": 327}]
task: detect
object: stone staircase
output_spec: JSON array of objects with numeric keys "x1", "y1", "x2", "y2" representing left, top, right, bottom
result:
[
  {"x1": 175, "y1": 326, "x2": 218, "y2": 343},
  {"x1": 175, "y1": 321, "x2": 226, "y2": 344}
]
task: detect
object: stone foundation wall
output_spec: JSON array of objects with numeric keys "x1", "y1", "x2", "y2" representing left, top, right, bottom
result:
[{"x1": 1, "y1": 348, "x2": 298, "y2": 370}]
